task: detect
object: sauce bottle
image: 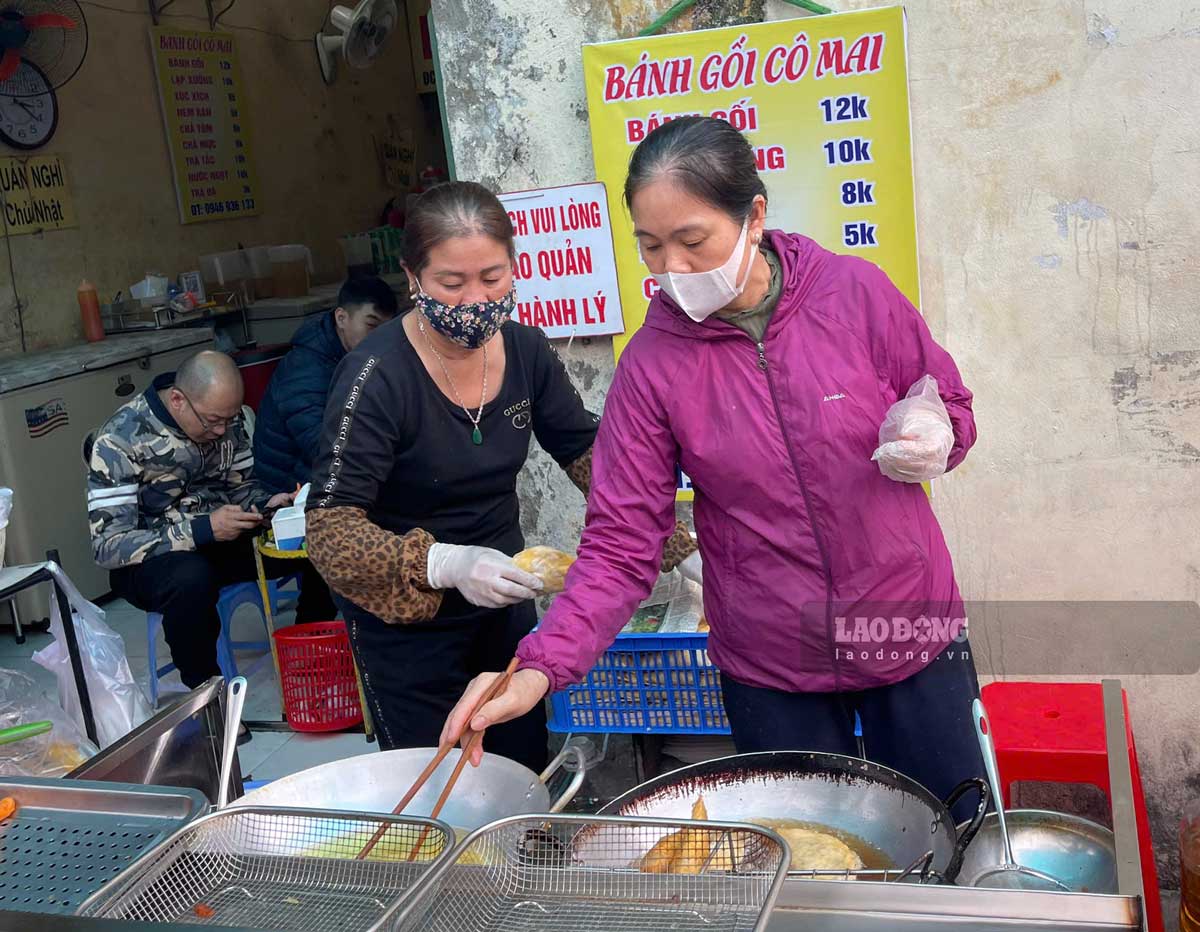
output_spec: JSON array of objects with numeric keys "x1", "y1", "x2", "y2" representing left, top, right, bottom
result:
[{"x1": 77, "y1": 280, "x2": 105, "y2": 343}]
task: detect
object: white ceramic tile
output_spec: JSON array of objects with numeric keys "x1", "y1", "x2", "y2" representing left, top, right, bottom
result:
[
  {"x1": 252, "y1": 731, "x2": 375, "y2": 782},
  {"x1": 105, "y1": 625, "x2": 150, "y2": 658},
  {"x1": 96, "y1": 598, "x2": 142, "y2": 620},
  {"x1": 240, "y1": 683, "x2": 284, "y2": 724},
  {"x1": 225, "y1": 604, "x2": 271, "y2": 644},
  {"x1": 99, "y1": 601, "x2": 142, "y2": 624},
  {"x1": 227, "y1": 647, "x2": 273, "y2": 679},
  {"x1": 236, "y1": 731, "x2": 293, "y2": 778},
  {"x1": 0, "y1": 628, "x2": 54, "y2": 657}
]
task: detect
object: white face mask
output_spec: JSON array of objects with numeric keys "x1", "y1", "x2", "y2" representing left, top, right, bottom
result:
[{"x1": 652, "y1": 219, "x2": 752, "y2": 322}]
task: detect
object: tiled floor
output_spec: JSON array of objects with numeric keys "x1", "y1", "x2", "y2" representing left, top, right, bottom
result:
[{"x1": 0, "y1": 591, "x2": 373, "y2": 784}]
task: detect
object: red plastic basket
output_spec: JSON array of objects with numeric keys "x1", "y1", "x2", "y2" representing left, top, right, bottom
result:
[{"x1": 272, "y1": 621, "x2": 363, "y2": 732}]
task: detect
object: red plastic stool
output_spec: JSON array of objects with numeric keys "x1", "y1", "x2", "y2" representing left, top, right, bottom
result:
[{"x1": 981, "y1": 682, "x2": 1162, "y2": 932}]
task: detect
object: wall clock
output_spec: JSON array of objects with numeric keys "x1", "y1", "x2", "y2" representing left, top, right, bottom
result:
[{"x1": 0, "y1": 59, "x2": 57, "y2": 150}]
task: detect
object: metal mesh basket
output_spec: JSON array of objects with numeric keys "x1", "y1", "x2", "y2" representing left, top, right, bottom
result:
[
  {"x1": 78, "y1": 805, "x2": 455, "y2": 931},
  {"x1": 387, "y1": 814, "x2": 789, "y2": 932}
]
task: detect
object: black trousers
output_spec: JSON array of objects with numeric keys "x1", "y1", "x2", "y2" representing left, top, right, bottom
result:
[
  {"x1": 720, "y1": 641, "x2": 986, "y2": 823},
  {"x1": 111, "y1": 538, "x2": 338, "y2": 688},
  {"x1": 339, "y1": 596, "x2": 549, "y2": 774}
]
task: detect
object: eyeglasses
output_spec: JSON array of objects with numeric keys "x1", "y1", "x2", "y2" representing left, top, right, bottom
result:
[{"x1": 177, "y1": 389, "x2": 240, "y2": 431}]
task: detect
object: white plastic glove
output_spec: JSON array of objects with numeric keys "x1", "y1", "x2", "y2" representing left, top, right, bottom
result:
[
  {"x1": 677, "y1": 551, "x2": 704, "y2": 587},
  {"x1": 871, "y1": 375, "x2": 954, "y2": 483},
  {"x1": 427, "y1": 543, "x2": 543, "y2": 609}
]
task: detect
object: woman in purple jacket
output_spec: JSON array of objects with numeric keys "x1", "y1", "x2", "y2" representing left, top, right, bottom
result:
[{"x1": 444, "y1": 117, "x2": 984, "y2": 808}]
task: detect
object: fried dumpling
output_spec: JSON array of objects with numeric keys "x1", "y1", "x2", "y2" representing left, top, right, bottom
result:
[{"x1": 514, "y1": 546, "x2": 576, "y2": 594}]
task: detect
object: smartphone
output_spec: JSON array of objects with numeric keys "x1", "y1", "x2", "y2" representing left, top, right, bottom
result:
[{"x1": 240, "y1": 502, "x2": 271, "y2": 521}]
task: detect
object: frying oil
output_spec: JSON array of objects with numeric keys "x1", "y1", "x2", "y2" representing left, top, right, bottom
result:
[{"x1": 749, "y1": 818, "x2": 893, "y2": 875}]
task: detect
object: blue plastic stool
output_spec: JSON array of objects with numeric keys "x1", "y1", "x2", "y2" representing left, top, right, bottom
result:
[{"x1": 147, "y1": 574, "x2": 301, "y2": 707}]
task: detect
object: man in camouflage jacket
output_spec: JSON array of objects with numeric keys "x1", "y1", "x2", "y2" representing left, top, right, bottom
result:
[{"x1": 87, "y1": 351, "x2": 293, "y2": 695}]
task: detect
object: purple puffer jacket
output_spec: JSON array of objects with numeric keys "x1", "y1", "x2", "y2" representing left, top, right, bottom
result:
[{"x1": 517, "y1": 231, "x2": 976, "y2": 694}]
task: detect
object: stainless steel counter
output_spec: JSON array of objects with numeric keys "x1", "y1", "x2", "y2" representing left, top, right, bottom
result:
[
  {"x1": 7, "y1": 680, "x2": 1142, "y2": 932},
  {"x1": 0, "y1": 329, "x2": 214, "y2": 394},
  {"x1": 767, "y1": 879, "x2": 1141, "y2": 931},
  {"x1": 69, "y1": 678, "x2": 240, "y2": 807}
]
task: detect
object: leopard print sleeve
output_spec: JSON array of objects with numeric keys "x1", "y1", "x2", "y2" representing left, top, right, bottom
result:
[
  {"x1": 306, "y1": 507, "x2": 443, "y2": 624},
  {"x1": 564, "y1": 447, "x2": 592, "y2": 496},
  {"x1": 660, "y1": 521, "x2": 698, "y2": 573},
  {"x1": 562, "y1": 447, "x2": 696, "y2": 573}
]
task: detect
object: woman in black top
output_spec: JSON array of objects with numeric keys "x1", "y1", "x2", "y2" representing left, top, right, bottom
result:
[{"x1": 307, "y1": 182, "x2": 695, "y2": 771}]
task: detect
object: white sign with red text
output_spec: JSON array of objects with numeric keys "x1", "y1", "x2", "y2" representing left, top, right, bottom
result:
[{"x1": 500, "y1": 182, "x2": 626, "y2": 340}]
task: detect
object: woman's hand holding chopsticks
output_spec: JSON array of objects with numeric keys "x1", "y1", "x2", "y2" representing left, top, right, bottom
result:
[{"x1": 440, "y1": 667, "x2": 550, "y2": 766}]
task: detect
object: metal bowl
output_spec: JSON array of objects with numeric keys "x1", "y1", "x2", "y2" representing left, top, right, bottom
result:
[{"x1": 954, "y1": 809, "x2": 1117, "y2": 892}]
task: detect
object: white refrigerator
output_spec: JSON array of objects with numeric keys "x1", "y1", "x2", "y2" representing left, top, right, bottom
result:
[{"x1": 0, "y1": 330, "x2": 214, "y2": 624}]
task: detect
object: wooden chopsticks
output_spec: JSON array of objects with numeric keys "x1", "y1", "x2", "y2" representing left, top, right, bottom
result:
[{"x1": 356, "y1": 657, "x2": 520, "y2": 860}]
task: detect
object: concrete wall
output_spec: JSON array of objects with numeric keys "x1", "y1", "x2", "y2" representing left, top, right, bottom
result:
[
  {"x1": 433, "y1": 0, "x2": 1200, "y2": 893},
  {"x1": 0, "y1": 0, "x2": 443, "y2": 356}
]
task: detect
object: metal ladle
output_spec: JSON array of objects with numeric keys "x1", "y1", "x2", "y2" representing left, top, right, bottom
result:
[
  {"x1": 972, "y1": 698, "x2": 1070, "y2": 891},
  {"x1": 216, "y1": 676, "x2": 247, "y2": 810}
]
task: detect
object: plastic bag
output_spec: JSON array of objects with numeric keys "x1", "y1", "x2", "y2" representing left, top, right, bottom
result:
[
  {"x1": 0, "y1": 668, "x2": 99, "y2": 778},
  {"x1": 32, "y1": 562, "x2": 152, "y2": 748},
  {"x1": 514, "y1": 546, "x2": 576, "y2": 594},
  {"x1": 871, "y1": 375, "x2": 954, "y2": 483},
  {"x1": 0, "y1": 487, "x2": 11, "y2": 566}
]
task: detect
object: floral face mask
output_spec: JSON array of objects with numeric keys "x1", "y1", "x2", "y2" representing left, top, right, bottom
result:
[{"x1": 415, "y1": 285, "x2": 515, "y2": 349}]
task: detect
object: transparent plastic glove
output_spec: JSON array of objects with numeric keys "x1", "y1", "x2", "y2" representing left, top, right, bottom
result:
[
  {"x1": 427, "y1": 543, "x2": 543, "y2": 609},
  {"x1": 677, "y1": 551, "x2": 704, "y2": 587},
  {"x1": 871, "y1": 375, "x2": 954, "y2": 483}
]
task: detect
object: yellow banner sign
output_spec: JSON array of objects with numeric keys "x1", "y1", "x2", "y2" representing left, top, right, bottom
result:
[
  {"x1": 583, "y1": 6, "x2": 919, "y2": 498},
  {"x1": 583, "y1": 6, "x2": 919, "y2": 362},
  {"x1": 150, "y1": 27, "x2": 260, "y2": 224},
  {"x1": 0, "y1": 155, "x2": 76, "y2": 234}
]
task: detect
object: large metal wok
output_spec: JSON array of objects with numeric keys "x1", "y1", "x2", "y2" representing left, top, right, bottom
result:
[
  {"x1": 235, "y1": 745, "x2": 584, "y2": 833},
  {"x1": 596, "y1": 751, "x2": 988, "y2": 883}
]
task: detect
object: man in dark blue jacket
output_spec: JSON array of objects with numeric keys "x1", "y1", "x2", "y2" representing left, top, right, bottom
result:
[
  {"x1": 255, "y1": 276, "x2": 400, "y2": 493},
  {"x1": 253, "y1": 276, "x2": 399, "y2": 623}
]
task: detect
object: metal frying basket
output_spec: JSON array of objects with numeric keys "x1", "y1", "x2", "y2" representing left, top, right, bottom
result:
[
  {"x1": 78, "y1": 805, "x2": 455, "y2": 931},
  {"x1": 0, "y1": 777, "x2": 208, "y2": 915},
  {"x1": 387, "y1": 814, "x2": 790, "y2": 932}
]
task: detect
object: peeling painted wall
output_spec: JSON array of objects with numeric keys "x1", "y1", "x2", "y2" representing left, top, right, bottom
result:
[
  {"x1": 0, "y1": 0, "x2": 443, "y2": 357},
  {"x1": 433, "y1": 0, "x2": 1200, "y2": 890}
]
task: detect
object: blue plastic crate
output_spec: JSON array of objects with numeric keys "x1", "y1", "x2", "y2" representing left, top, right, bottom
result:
[{"x1": 547, "y1": 632, "x2": 730, "y2": 735}]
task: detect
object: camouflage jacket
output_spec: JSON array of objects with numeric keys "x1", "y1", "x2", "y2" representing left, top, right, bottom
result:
[{"x1": 87, "y1": 373, "x2": 271, "y2": 570}]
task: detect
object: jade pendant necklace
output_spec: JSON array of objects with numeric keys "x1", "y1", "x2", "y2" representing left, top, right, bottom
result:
[{"x1": 418, "y1": 313, "x2": 488, "y2": 445}]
